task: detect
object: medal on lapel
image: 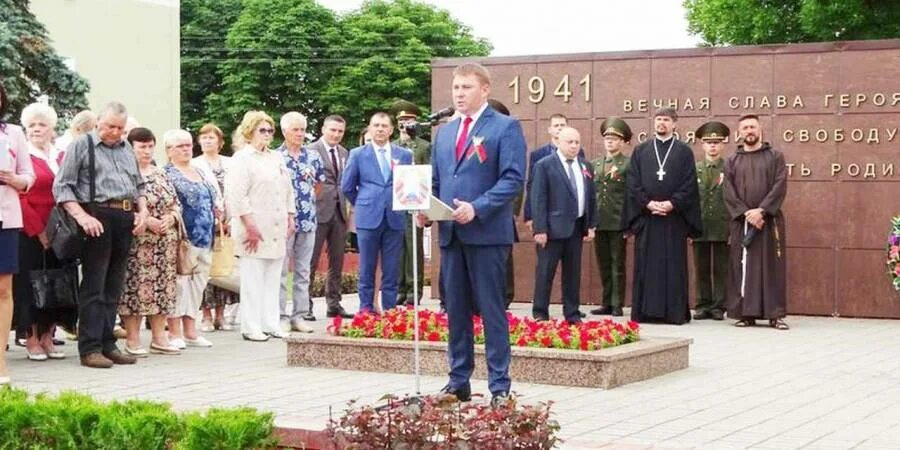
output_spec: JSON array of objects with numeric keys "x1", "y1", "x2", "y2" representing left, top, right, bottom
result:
[
  {"x1": 466, "y1": 136, "x2": 487, "y2": 163},
  {"x1": 581, "y1": 162, "x2": 592, "y2": 179}
]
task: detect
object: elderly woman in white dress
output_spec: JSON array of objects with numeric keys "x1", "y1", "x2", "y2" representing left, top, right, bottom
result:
[{"x1": 225, "y1": 111, "x2": 295, "y2": 342}]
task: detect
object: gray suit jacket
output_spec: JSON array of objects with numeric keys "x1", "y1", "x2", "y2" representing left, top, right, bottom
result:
[{"x1": 309, "y1": 138, "x2": 348, "y2": 223}]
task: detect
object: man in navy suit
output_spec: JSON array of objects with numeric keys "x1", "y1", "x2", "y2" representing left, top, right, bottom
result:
[
  {"x1": 530, "y1": 127, "x2": 598, "y2": 324},
  {"x1": 418, "y1": 62, "x2": 526, "y2": 407},
  {"x1": 341, "y1": 112, "x2": 413, "y2": 313}
]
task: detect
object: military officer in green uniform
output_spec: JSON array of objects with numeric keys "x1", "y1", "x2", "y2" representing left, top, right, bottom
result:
[
  {"x1": 590, "y1": 117, "x2": 632, "y2": 317},
  {"x1": 392, "y1": 100, "x2": 432, "y2": 305},
  {"x1": 692, "y1": 121, "x2": 731, "y2": 320}
]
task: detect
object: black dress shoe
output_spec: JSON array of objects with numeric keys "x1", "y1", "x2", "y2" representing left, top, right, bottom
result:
[
  {"x1": 711, "y1": 309, "x2": 725, "y2": 321},
  {"x1": 300, "y1": 311, "x2": 316, "y2": 322},
  {"x1": 326, "y1": 309, "x2": 354, "y2": 319},
  {"x1": 490, "y1": 391, "x2": 510, "y2": 408},
  {"x1": 578, "y1": 310, "x2": 586, "y2": 318},
  {"x1": 612, "y1": 307, "x2": 624, "y2": 317},
  {"x1": 52, "y1": 338, "x2": 65, "y2": 346},
  {"x1": 439, "y1": 383, "x2": 471, "y2": 402},
  {"x1": 693, "y1": 310, "x2": 713, "y2": 320},
  {"x1": 590, "y1": 306, "x2": 613, "y2": 315},
  {"x1": 533, "y1": 315, "x2": 550, "y2": 322},
  {"x1": 396, "y1": 295, "x2": 409, "y2": 306}
]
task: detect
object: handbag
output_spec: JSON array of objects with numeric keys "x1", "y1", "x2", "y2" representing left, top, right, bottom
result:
[
  {"x1": 173, "y1": 213, "x2": 197, "y2": 276},
  {"x1": 45, "y1": 135, "x2": 96, "y2": 260},
  {"x1": 30, "y1": 252, "x2": 78, "y2": 310},
  {"x1": 209, "y1": 224, "x2": 235, "y2": 277}
]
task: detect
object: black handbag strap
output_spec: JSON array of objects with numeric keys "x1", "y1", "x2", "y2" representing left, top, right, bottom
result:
[{"x1": 86, "y1": 134, "x2": 96, "y2": 203}]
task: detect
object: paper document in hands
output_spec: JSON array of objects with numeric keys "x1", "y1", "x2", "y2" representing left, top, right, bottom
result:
[{"x1": 424, "y1": 195, "x2": 454, "y2": 221}]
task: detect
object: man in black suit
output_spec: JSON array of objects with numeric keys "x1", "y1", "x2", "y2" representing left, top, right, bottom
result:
[{"x1": 530, "y1": 127, "x2": 598, "y2": 324}]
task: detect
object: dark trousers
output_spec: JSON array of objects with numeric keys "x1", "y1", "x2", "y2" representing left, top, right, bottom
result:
[
  {"x1": 78, "y1": 207, "x2": 134, "y2": 356},
  {"x1": 693, "y1": 241, "x2": 728, "y2": 313},
  {"x1": 12, "y1": 234, "x2": 76, "y2": 337},
  {"x1": 442, "y1": 235, "x2": 511, "y2": 395},
  {"x1": 309, "y1": 217, "x2": 347, "y2": 312},
  {"x1": 594, "y1": 230, "x2": 627, "y2": 308},
  {"x1": 532, "y1": 220, "x2": 584, "y2": 323}
]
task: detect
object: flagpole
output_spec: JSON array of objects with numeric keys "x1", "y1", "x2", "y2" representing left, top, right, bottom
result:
[{"x1": 412, "y1": 211, "x2": 421, "y2": 395}]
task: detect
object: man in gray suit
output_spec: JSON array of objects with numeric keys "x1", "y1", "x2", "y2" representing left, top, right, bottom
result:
[{"x1": 307, "y1": 115, "x2": 354, "y2": 319}]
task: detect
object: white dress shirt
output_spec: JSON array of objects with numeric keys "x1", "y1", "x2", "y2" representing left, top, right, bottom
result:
[
  {"x1": 556, "y1": 150, "x2": 585, "y2": 218},
  {"x1": 455, "y1": 101, "x2": 490, "y2": 143}
]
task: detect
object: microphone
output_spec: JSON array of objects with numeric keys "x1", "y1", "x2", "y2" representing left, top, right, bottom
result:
[{"x1": 427, "y1": 106, "x2": 455, "y2": 123}]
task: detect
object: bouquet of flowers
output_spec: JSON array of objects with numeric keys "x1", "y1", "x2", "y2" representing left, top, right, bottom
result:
[
  {"x1": 328, "y1": 306, "x2": 640, "y2": 351},
  {"x1": 889, "y1": 215, "x2": 900, "y2": 292}
]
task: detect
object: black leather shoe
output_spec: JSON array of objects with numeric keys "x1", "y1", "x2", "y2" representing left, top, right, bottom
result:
[
  {"x1": 578, "y1": 310, "x2": 586, "y2": 318},
  {"x1": 711, "y1": 309, "x2": 725, "y2": 321},
  {"x1": 490, "y1": 391, "x2": 511, "y2": 408},
  {"x1": 396, "y1": 295, "x2": 408, "y2": 306},
  {"x1": 533, "y1": 315, "x2": 550, "y2": 322},
  {"x1": 612, "y1": 307, "x2": 624, "y2": 317},
  {"x1": 693, "y1": 310, "x2": 713, "y2": 320},
  {"x1": 300, "y1": 311, "x2": 316, "y2": 321},
  {"x1": 590, "y1": 306, "x2": 613, "y2": 315},
  {"x1": 52, "y1": 338, "x2": 65, "y2": 346},
  {"x1": 326, "y1": 309, "x2": 354, "y2": 319},
  {"x1": 439, "y1": 383, "x2": 471, "y2": 402}
]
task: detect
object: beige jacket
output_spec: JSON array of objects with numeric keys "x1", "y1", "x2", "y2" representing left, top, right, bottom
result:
[{"x1": 225, "y1": 145, "x2": 295, "y2": 259}]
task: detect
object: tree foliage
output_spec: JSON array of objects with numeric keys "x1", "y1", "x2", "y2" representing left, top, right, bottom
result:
[
  {"x1": 179, "y1": 0, "x2": 491, "y2": 145},
  {"x1": 684, "y1": 0, "x2": 900, "y2": 46},
  {"x1": 180, "y1": 0, "x2": 243, "y2": 134},
  {"x1": 319, "y1": 0, "x2": 491, "y2": 139},
  {"x1": 0, "y1": 0, "x2": 89, "y2": 128}
]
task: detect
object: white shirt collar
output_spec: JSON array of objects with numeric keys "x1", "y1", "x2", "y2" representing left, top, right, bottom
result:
[
  {"x1": 655, "y1": 134, "x2": 674, "y2": 142},
  {"x1": 556, "y1": 149, "x2": 578, "y2": 165},
  {"x1": 462, "y1": 101, "x2": 489, "y2": 125},
  {"x1": 372, "y1": 142, "x2": 390, "y2": 153},
  {"x1": 28, "y1": 142, "x2": 60, "y2": 174}
]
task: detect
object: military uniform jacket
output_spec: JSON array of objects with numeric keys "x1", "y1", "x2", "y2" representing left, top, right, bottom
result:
[
  {"x1": 592, "y1": 153, "x2": 629, "y2": 231},
  {"x1": 695, "y1": 158, "x2": 729, "y2": 242},
  {"x1": 393, "y1": 136, "x2": 432, "y2": 165}
]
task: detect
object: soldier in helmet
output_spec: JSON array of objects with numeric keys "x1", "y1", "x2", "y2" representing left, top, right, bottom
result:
[
  {"x1": 590, "y1": 117, "x2": 632, "y2": 317},
  {"x1": 391, "y1": 100, "x2": 432, "y2": 305},
  {"x1": 692, "y1": 121, "x2": 730, "y2": 320}
]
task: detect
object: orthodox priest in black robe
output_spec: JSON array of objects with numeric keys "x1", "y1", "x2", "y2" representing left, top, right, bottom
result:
[
  {"x1": 621, "y1": 108, "x2": 702, "y2": 325},
  {"x1": 723, "y1": 115, "x2": 788, "y2": 330}
]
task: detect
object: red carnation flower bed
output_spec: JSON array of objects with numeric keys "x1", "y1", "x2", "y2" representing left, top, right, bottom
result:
[{"x1": 327, "y1": 306, "x2": 640, "y2": 351}]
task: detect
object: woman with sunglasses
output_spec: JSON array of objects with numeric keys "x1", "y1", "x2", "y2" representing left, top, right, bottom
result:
[{"x1": 224, "y1": 111, "x2": 295, "y2": 342}]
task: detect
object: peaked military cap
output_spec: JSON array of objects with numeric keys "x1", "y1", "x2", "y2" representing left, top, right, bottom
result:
[
  {"x1": 599, "y1": 117, "x2": 633, "y2": 142},
  {"x1": 391, "y1": 100, "x2": 421, "y2": 120},
  {"x1": 696, "y1": 121, "x2": 731, "y2": 142},
  {"x1": 487, "y1": 98, "x2": 510, "y2": 116}
]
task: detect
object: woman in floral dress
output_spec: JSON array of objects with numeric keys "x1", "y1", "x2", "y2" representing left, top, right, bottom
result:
[
  {"x1": 119, "y1": 128, "x2": 181, "y2": 356},
  {"x1": 192, "y1": 123, "x2": 240, "y2": 331}
]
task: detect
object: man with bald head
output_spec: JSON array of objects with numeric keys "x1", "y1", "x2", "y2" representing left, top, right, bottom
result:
[{"x1": 529, "y1": 127, "x2": 597, "y2": 323}]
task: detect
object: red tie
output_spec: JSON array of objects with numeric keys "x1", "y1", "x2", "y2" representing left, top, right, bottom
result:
[{"x1": 455, "y1": 117, "x2": 473, "y2": 161}]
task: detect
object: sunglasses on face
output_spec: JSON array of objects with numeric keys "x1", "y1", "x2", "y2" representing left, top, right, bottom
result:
[{"x1": 258, "y1": 128, "x2": 275, "y2": 135}]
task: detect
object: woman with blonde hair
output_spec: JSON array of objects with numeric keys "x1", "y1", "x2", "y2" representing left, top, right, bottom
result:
[
  {"x1": 12, "y1": 103, "x2": 76, "y2": 361},
  {"x1": 55, "y1": 109, "x2": 97, "y2": 152},
  {"x1": 191, "y1": 123, "x2": 239, "y2": 331},
  {"x1": 225, "y1": 111, "x2": 295, "y2": 342},
  {"x1": 164, "y1": 129, "x2": 217, "y2": 349}
]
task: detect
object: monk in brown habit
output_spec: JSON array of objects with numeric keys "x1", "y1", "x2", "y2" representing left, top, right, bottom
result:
[{"x1": 723, "y1": 114, "x2": 788, "y2": 330}]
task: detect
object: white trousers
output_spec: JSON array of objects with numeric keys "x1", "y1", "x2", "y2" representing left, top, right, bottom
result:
[
  {"x1": 173, "y1": 245, "x2": 212, "y2": 320},
  {"x1": 240, "y1": 257, "x2": 284, "y2": 335}
]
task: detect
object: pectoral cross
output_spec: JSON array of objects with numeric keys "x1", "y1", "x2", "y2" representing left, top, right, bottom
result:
[{"x1": 656, "y1": 168, "x2": 666, "y2": 181}]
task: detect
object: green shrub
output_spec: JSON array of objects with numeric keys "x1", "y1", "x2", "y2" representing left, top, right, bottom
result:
[
  {"x1": 178, "y1": 408, "x2": 276, "y2": 450},
  {"x1": 0, "y1": 388, "x2": 275, "y2": 450}
]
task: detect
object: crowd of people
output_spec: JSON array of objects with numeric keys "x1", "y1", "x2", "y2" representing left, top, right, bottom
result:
[{"x1": 0, "y1": 61, "x2": 788, "y2": 403}]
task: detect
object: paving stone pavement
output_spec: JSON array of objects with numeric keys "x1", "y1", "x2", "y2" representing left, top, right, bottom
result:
[{"x1": 6, "y1": 293, "x2": 900, "y2": 450}]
